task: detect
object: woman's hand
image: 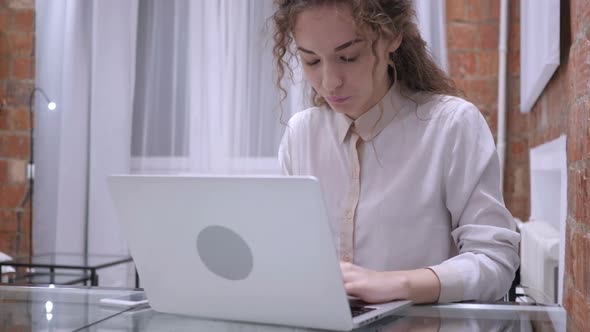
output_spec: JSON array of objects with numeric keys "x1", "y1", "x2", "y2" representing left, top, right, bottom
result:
[
  {"x1": 340, "y1": 262, "x2": 410, "y2": 303},
  {"x1": 340, "y1": 262, "x2": 441, "y2": 304}
]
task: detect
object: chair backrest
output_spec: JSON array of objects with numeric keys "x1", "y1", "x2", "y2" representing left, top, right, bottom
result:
[{"x1": 501, "y1": 268, "x2": 520, "y2": 302}]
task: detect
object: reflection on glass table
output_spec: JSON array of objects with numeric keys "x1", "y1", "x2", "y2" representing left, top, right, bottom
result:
[
  {"x1": 0, "y1": 285, "x2": 568, "y2": 332},
  {"x1": 0, "y1": 285, "x2": 144, "y2": 331},
  {"x1": 88, "y1": 300, "x2": 567, "y2": 331},
  {"x1": 0, "y1": 252, "x2": 136, "y2": 287},
  {"x1": 4, "y1": 271, "x2": 93, "y2": 286}
]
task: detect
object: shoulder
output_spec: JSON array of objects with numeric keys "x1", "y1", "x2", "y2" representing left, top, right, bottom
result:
[
  {"x1": 287, "y1": 106, "x2": 326, "y2": 124},
  {"x1": 432, "y1": 95, "x2": 495, "y2": 159},
  {"x1": 417, "y1": 93, "x2": 480, "y2": 118},
  {"x1": 413, "y1": 93, "x2": 488, "y2": 131},
  {"x1": 285, "y1": 106, "x2": 332, "y2": 134},
  {"x1": 409, "y1": 93, "x2": 494, "y2": 159},
  {"x1": 439, "y1": 95, "x2": 484, "y2": 121}
]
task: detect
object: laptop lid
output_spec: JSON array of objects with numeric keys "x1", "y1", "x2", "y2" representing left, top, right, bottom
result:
[{"x1": 108, "y1": 175, "x2": 408, "y2": 331}]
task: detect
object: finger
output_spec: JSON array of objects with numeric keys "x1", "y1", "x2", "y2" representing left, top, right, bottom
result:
[
  {"x1": 341, "y1": 269, "x2": 356, "y2": 283},
  {"x1": 341, "y1": 268, "x2": 363, "y2": 283},
  {"x1": 340, "y1": 261, "x2": 354, "y2": 271},
  {"x1": 344, "y1": 281, "x2": 367, "y2": 299},
  {"x1": 340, "y1": 262, "x2": 355, "y2": 280},
  {"x1": 341, "y1": 262, "x2": 364, "y2": 278},
  {"x1": 344, "y1": 281, "x2": 359, "y2": 296}
]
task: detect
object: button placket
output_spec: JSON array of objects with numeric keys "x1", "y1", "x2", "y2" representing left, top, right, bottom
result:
[{"x1": 340, "y1": 130, "x2": 362, "y2": 263}]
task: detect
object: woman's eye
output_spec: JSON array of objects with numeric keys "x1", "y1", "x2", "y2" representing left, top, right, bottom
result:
[
  {"x1": 341, "y1": 55, "x2": 358, "y2": 63},
  {"x1": 304, "y1": 59, "x2": 320, "y2": 66}
]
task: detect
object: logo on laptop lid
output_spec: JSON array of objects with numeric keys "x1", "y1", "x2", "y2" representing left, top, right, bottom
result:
[{"x1": 196, "y1": 225, "x2": 253, "y2": 280}]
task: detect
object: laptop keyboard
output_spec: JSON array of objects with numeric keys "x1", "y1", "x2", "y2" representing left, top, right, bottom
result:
[{"x1": 350, "y1": 304, "x2": 376, "y2": 317}]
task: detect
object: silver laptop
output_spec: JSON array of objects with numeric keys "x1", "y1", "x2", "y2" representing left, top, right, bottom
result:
[{"x1": 108, "y1": 175, "x2": 411, "y2": 331}]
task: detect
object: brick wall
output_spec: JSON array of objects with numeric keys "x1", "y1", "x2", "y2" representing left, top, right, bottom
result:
[
  {"x1": 447, "y1": 0, "x2": 590, "y2": 329},
  {"x1": 563, "y1": 0, "x2": 590, "y2": 329},
  {"x1": 0, "y1": 0, "x2": 34, "y2": 259}
]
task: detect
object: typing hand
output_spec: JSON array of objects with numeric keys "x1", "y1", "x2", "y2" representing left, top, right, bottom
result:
[{"x1": 340, "y1": 262, "x2": 409, "y2": 304}]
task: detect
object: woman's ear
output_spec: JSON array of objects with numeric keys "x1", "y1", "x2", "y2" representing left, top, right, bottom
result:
[{"x1": 388, "y1": 33, "x2": 403, "y2": 53}]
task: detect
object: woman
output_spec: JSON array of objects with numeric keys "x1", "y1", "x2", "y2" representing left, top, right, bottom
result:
[{"x1": 272, "y1": 0, "x2": 520, "y2": 304}]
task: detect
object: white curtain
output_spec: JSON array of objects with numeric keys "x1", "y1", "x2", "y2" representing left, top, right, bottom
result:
[
  {"x1": 132, "y1": 0, "x2": 295, "y2": 175},
  {"x1": 414, "y1": 0, "x2": 448, "y2": 72},
  {"x1": 35, "y1": 0, "x2": 138, "y2": 287},
  {"x1": 131, "y1": 0, "x2": 190, "y2": 172}
]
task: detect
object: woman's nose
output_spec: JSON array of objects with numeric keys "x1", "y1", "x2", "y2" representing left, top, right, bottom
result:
[{"x1": 322, "y1": 64, "x2": 343, "y2": 92}]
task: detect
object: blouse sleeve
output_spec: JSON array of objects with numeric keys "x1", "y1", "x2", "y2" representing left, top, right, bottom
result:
[{"x1": 428, "y1": 102, "x2": 521, "y2": 303}]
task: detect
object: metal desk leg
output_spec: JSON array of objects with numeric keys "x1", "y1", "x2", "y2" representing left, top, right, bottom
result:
[{"x1": 90, "y1": 269, "x2": 99, "y2": 286}]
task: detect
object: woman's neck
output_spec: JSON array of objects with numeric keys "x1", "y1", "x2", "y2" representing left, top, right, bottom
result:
[{"x1": 345, "y1": 79, "x2": 394, "y2": 120}]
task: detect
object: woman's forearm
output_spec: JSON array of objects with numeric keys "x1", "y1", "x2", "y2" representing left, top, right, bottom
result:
[{"x1": 387, "y1": 268, "x2": 441, "y2": 304}]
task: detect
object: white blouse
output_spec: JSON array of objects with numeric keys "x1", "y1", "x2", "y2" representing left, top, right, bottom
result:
[{"x1": 278, "y1": 83, "x2": 520, "y2": 303}]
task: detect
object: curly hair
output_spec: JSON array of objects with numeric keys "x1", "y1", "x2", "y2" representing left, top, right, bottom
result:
[{"x1": 272, "y1": 0, "x2": 459, "y2": 108}]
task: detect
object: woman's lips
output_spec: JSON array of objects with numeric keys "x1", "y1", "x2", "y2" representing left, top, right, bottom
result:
[{"x1": 326, "y1": 96, "x2": 351, "y2": 104}]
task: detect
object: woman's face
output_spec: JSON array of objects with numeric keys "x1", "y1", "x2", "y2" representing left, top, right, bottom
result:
[{"x1": 294, "y1": 5, "x2": 399, "y2": 119}]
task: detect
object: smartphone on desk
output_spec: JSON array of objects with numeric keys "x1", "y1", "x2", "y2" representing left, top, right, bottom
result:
[{"x1": 99, "y1": 293, "x2": 149, "y2": 308}]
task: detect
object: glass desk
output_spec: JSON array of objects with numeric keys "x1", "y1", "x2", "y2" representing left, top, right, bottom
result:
[
  {"x1": 0, "y1": 252, "x2": 137, "y2": 287},
  {"x1": 0, "y1": 285, "x2": 568, "y2": 331},
  {"x1": 0, "y1": 285, "x2": 143, "y2": 331}
]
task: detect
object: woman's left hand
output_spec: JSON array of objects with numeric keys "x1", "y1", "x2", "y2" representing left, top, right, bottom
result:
[{"x1": 340, "y1": 262, "x2": 410, "y2": 303}]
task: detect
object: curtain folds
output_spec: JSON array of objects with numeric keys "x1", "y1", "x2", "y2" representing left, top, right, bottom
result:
[{"x1": 35, "y1": 0, "x2": 138, "y2": 287}]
